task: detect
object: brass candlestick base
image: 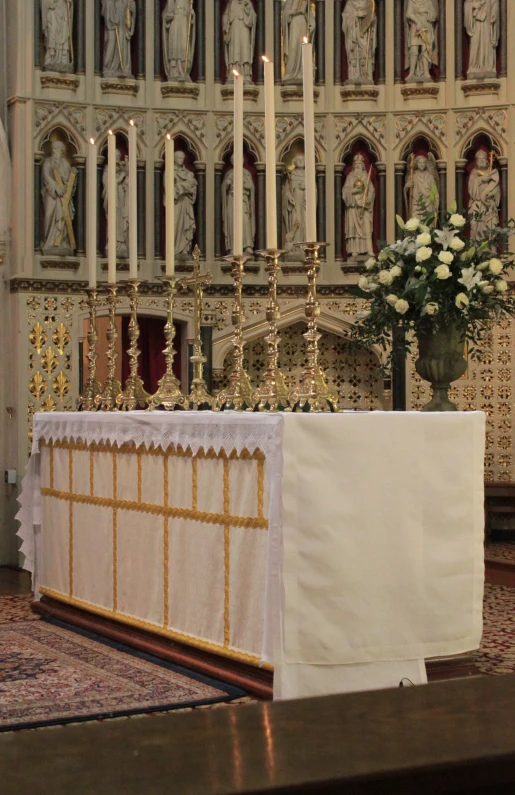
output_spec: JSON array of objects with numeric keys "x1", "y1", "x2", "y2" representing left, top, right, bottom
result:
[
  {"x1": 149, "y1": 275, "x2": 186, "y2": 411},
  {"x1": 116, "y1": 279, "x2": 151, "y2": 411},
  {"x1": 288, "y1": 242, "x2": 339, "y2": 412},
  {"x1": 95, "y1": 283, "x2": 122, "y2": 411},
  {"x1": 180, "y1": 246, "x2": 214, "y2": 410},
  {"x1": 216, "y1": 254, "x2": 254, "y2": 411},
  {"x1": 81, "y1": 286, "x2": 101, "y2": 411},
  {"x1": 253, "y1": 248, "x2": 289, "y2": 411}
]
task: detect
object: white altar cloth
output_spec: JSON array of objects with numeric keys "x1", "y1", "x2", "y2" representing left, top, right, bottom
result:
[{"x1": 17, "y1": 410, "x2": 485, "y2": 699}]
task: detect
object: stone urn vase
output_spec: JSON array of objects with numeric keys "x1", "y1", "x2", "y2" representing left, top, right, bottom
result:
[{"x1": 415, "y1": 324, "x2": 467, "y2": 412}]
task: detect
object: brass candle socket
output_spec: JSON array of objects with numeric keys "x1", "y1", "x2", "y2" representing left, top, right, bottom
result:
[
  {"x1": 81, "y1": 286, "x2": 101, "y2": 411},
  {"x1": 253, "y1": 248, "x2": 289, "y2": 411},
  {"x1": 179, "y1": 246, "x2": 214, "y2": 410},
  {"x1": 215, "y1": 254, "x2": 255, "y2": 411},
  {"x1": 149, "y1": 275, "x2": 186, "y2": 411},
  {"x1": 95, "y1": 283, "x2": 122, "y2": 411},
  {"x1": 116, "y1": 279, "x2": 151, "y2": 411},
  {"x1": 288, "y1": 242, "x2": 339, "y2": 412}
]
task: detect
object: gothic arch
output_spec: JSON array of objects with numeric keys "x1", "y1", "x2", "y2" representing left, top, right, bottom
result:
[
  {"x1": 461, "y1": 130, "x2": 503, "y2": 160},
  {"x1": 157, "y1": 132, "x2": 201, "y2": 162},
  {"x1": 279, "y1": 134, "x2": 323, "y2": 164},
  {"x1": 339, "y1": 134, "x2": 380, "y2": 164},
  {"x1": 38, "y1": 124, "x2": 80, "y2": 158},
  {"x1": 401, "y1": 133, "x2": 442, "y2": 162},
  {"x1": 97, "y1": 129, "x2": 145, "y2": 159},
  {"x1": 220, "y1": 135, "x2": 261, "y2": 162}
]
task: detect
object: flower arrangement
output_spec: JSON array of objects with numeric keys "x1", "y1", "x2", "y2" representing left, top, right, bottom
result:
[{"x1": 351, "y1": 203, "x2": 515, "y2": 360}]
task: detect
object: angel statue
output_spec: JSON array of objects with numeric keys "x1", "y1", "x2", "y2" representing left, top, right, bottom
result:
[
  {"x1": 162, "y1": 0, "x2": 196, "y2": 82},
  {"x1": 41, "y1": 0, "x2": 74, "y2": 73},
  {"x1": 404, "y1": 0, "x2": 439, "y2": 83},
  {"x1": 404, "y1": 153, "x2": 439, "y2": 220}
]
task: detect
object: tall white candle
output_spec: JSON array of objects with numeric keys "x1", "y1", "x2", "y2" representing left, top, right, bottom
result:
[
  {"x1": 87, "y1": 137, "x2": 97, "y2": 288},
  {"x1": 128, "y1": 119, "x2": 138, "y2": 279},
  {"x1": 262, "y1": 56, "x2": 277, "y2": 251},
  {"x1": 165, "y1": 134, "x2": 175, "y2": 276},
  {"x1": 107, "y1": 130, "x2": 117, "y2": 284},
  {"x1": 233, "y1": 69, "x2": 244, "y2": 257},
  {"x1": 302, "y1": 39, "x2": 317, "y2": 243}
]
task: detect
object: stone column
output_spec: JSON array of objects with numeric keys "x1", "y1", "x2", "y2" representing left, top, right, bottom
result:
[
  {"x1": 256, "y1": 162, "x2": 266, "y2": 251},
  {"x1": 377, "y1": 0, "x2": 385, "y2": 84},
  {"x1": 197, "y1": 0, "x2": 206, "y2": 81},
  {"x1": 394, "y1": 0, "x2": 403, "y2": 82},
  {"x1": 436, "y1": 159, "x2": 447, "y2": 226},
  {"x1": 34, "y1": 1, "x2": 42, "y2": 68},
  {"x1": 137, "y1": 160, "x2": 146, "y2": 259},
  {"x1": 455, "y1": 159, "x2": 467, "y2": 214},
  {"x1": 214, "y1": 161, "x2": 224, "y2": 257},
  {"x1": 392, "y1": 326, "x2": 407, "y2": 411},
  {"x1": 315, "y1": 0, "x2": 325, "y2": 85},
  {"x1": 316, "y1": 164, "x2": 326, "y2": 249},
  {"x1": 214, "y1": 0, "x2": 222, "y2": 82},
  {"x1": 377, "y1": 161, "x2": 386, "y2": 243},
  {"x1": 96, "y1": 156, "x2": 104, "y2": 254},
  {"x1": 334, "y1": 0, "x2": 343, "y2": 84},
  {"x1": 438, "y1": 0, "x2": 446, "y2": 80},
  {"x1": 334, "y1": 164, "x2": 344, "y2": 261},
  {"x1": 498, "y1": 156, "x2": 508, "y2": 227},
  {"x1": 34, "y1": 153, "x2": 43, "y2": 251},
  {"x1": 500, "y1": 0, "x2": 507, "y2": 77},
  {"x1": 94, "y1": 0, "x2": 101, "y2": 75},
  {"x1": 76, "y1": 0, "x2": 86, "y2": 74},
  {"x1": 276, "y1": 165, "x2": 284, "y2": 249},
  {"x1": 200, "y1": 324, "x2": 214, "y2": 392},
  {"x1": 136, "y1": 0, "x2": 145, "y2": 80},
  {"x1": 454, "y1": 0, "x2": 463, "y2": 80},
  {"x1": 394, "y1": 161, "x2": 406, "y2": 220},
  {"x1": 273, "y1": 0, "x2": 282, "y2": 82},
  {"x1": 256, "y1": 0, "x2": 265, "y2": 83},
  {"x1": 154, "y1": 161, "x2": 163, "y2": 260},
  {"x1": 154, "y1": 0, "x2": 161, "y2": 78},
  {"x1": 194, "y1": 161, "x2": 207, "y2": 256},
  {"x1": 75, "y1": 156, "x2": 86, "y2": 255}
]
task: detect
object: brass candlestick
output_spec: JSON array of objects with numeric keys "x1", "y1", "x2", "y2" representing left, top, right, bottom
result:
[
  {"x1": 216, "y1": 254, "x2": 254, "y2": 411},
  {"x1": 253, "y1": 248, "x2": 289, "y2": 411},
  {"x1": 180, "y1": 246, "x2": 214, "y2": 410},
  {"x1": 95, "y1": 283, "x2": 122, "y2": 411},
  {"x1": 149, "y1": 275, "x2": 186, "y2": 411},
  {"x1": 81, "y1": 286, "x2": 101, "y2": 411},
  {"x1": 116, "y1": 279, "x2": 151, "y2": 411},
  {"x1": 288, "y1": 243, "x2": 338, "y2": 412}
]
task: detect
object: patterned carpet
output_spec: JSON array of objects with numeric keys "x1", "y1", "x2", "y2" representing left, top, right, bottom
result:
[
  {"x1": 0, "y1": 596, "x2": 248, "y2": 732},
  {"x1": 472, "y1": 583, "x2": 515, "y2": 676},
  {"x1": 485, "y1": 541, "x2": 515, "y2": 565}
]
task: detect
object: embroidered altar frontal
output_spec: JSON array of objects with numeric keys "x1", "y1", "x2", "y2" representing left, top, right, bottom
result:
[{"x1": 39, "y1": 438, "x2": 269, "y2": 667}]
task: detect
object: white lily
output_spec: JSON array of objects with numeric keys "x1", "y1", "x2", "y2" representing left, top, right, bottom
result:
[{"x1": 457, "y1": 266, "x2": 483, "y2": 292}]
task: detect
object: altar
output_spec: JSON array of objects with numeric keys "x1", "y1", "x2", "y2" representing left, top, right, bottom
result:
[{"x1": 17, "y1": 410, "x2": 486, "y2": 699}]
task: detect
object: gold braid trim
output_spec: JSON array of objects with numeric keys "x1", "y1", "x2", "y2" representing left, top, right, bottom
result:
[
  {"x1": 163, "y1": 455, "x2": 169, "y2": 627},
  {"x1": 38, "y1": 587, "x2": 272, "y2": 671},
  {"x1": 113, "y1": 451, "x2": 118, "y2": 612},
  {"x1": 257, "y1": 458, "x2": 264, "y2": 519},
  {"x1": 89, "y1": 450, "x2": 94, "y2": 496},
  {"x1": 137, "y1": 452, "x2": 142, "y2": 503},
  {"x1": 191, "y1": 457, "x2": 198, "y2": 511},
  {"x1": 49, "y1": 444, "x2": 54, "y2": 489},
  {"x1": 223, "y1": 457, "x2": 231, "y2": 649},
  {"x1": 40, "y1": 438, "x2": 265, "y2": 462},
  {"x1": 68, "y1": 448, "x2": 73, "y2": 596}
]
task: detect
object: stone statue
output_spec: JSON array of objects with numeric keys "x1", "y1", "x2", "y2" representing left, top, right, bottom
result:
[
  {"x1": 282, "y1": 0, "x2": 316, "y2": 85},
  {"x1": 222, "y1": 0, "x2": 257, "y2": 83},
  {"x1": 404, "y1": 153, "x2": 439, "y2": 219},
  {"x1": 41, "y1": 0, "x2": 74, "y2": 73},
  {"x1": 342, "y1": 0, "x2": 377, "y2": 84},
  {"x1": 342, "y1": 153, "x2": 375, "y2": 258},
  {"x1": 102, "y1": 149, "x2": 129, "y2": 258},
  {"x1": 41, "y1": 141, "x2": 77, "y2": 255},
  {"x1": 221, "y1": 156, "x2": 255, "y2": 254},
  {"x1": 404, "y1": 0, "x2": 439, "y2": 82},
  {"x1": 101, "y1": 0, "x2": 136, "y2": 79},
  {"x1": 468, "y1": 150, "x2": 501, "y2": 239},
  {"x1": 282, "y1": 155, "x2": 309, "y2": 254},
  {"x1": 162, "y1": 0, "x2": 196, "y2": 81},
  {"x1": 464, "y1": 0, "x2": 500, "y2": 79},
  {"x1": 168, "y1": 151, "x2": 197, "y2": 257}
]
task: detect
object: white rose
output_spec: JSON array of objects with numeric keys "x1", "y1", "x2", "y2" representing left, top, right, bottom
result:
[
  {"x1": 390, "y1": 265, "x2": 402, "y2": 278},
  {"x1": 416, "y1": 246, "x2": 432, "y2": 262},
  {"x1": 496, "y1": 279, "x2": 508, "y2": 293},
  {"x1": 425, "y1": 302, "x2": 439, "y2": 315},
  {"x1": 365, "y1": 257, "x2": 377, "y2": 270},
  {"x1": 378, "y1": 269, "x2": 393, "y2": 285},
  {"x1": 489, "y1": 258, "x2": 503, "y2": 275},
  {"x1": 386, "y1": 294, "x2": 399, "y2": 306},
  {"x1": 368, "y1": 282, "x2": 379, "y2": 291},
  {"x1": 405, "y1": 217, "x2": 420, "y2": 232},
  {"x1": 482, "y1": 285, "x2": 494, "y2": 294},
  {"x1": 435, "y1": 264, "x2": 451, "y2": 280},
  {"x1": 449, "y1": 237, "x2": 465, "y2": 252},
  {"x1": 449, "y1": 213, "x2": 466, "y2": 228},
  {"x1": 455, "y1": 292, "x2": 469, "y2": 309},
  {"x1": 358, "y1": 275, "x2": 369, "y2": 290},
  {"x1": 438, "y1": 250, "x2": 454, "y2": 265},
  {"x1": 394, "y1": 298, "x2": 409, "y2": 314},
  {"x1": 416, "y1": 232, "x2": 432, "y2": 247},
  {"x1": 378, "y1": 250, "x2": 389, "y2": 262}
]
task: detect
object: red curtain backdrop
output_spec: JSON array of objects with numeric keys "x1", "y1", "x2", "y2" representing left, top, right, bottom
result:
[{"x1": 122, "y1": 316, "x2": 182, "y2": 395}]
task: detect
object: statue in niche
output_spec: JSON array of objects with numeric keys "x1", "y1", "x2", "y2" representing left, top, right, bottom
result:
[
  {"x1": 342, "y1": 153, "x2": 375, "y2": 258},
  {"x1": 166, "y1": 151, "x2": 197, "y2": 257},
  {"x1": 162, "y1": 0, "x2": 196, "y2": 82},
  {"x1": 41, "y1": 0, "x2": 74, "y2": 73},
  {"x1": 282, "y1": 155, "x2": 310, "y2": 254},
  {"x1": 464, "y1": 0, "x2": 500, "y2": 79},
  {"x1": 41, "y1": 140, "x2": 77, "y2": 255},
  {"x1": 467, "y1": 150, "x2": 500, "y2": 239},
  {"x1": 342, "y1": 0, "x2": 377, "y2": 84},
  {"x1": 404, "y1": 0, "x2": 439, "y2": 82},
  {"x1": 101, "y1": 0, "x2": 136, "y2": 79},
  {"x1": 221, "y1": 155, "x2": 256, "y2": 254},
  {"x1": 222, "y1": 0, "x2": 257, "y2": 83},
  {"x1": 404, "y1": 153, "x2": 439, "y2": 219},
  {"x1": 102, "y1": 149, "x2": 129, "y2": 258},
  {"x1": 282, "y1": 0, "x2": 316, "y2": 85}
]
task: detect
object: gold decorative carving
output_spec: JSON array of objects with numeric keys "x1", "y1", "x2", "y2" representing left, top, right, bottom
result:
[
  {"x1": 52, "y1": 371, "x2": 70, "y2": 399},
  {"x1": 40, "y1": 74, "x2": 80, "y2": 91},
  {"x1": 40, "y1": 259, "x2": 80, "y2": 271},
  {"x1": 461, "y1": 81, "x2": 501, "y2": 97},
  {"x1": 41, "y1": 396, "x2": 58, "y2": 412},
  {"x1": 41, "y1": 347, "x2": 59, "y2": 375},
  {"x1": 161, "y1": 83, "x2": 200, "y2": 98},
  {"x1": 29, "y1": 372, "x2": 48, "y2": 399},
  {"x1": 29, "y1": 322, "x2": 47, "y2": 353},
  {"x1": 280, "y1": 86, "x2": 319, "y2": 102},
  {"x1": 52, "y1": 323, "x2": 71, "y2": 354},
  {"x1": 401, "y1": 85, "x2": 440, "y2": 99},
  {"x1": 100, "y1": 79, "x2": 140, "y2": 96},
  {"x1": 340, "y1": 87, "x2": 379, "y2": 101},
  {"x1": 221, "y1": 85, "x2": 260, "y2": 102}
]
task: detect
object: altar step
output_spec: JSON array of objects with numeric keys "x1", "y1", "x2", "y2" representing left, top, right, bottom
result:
[{"x1": 485, "y1": 542, "x2": 515, "y2": 587}]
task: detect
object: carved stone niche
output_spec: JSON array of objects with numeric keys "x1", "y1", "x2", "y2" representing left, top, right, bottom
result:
[
  {"x1": 160, "y1": 0, "x2": 200, "y2": 98},
  {"x1": 280, "y1": 137, "x2": 314, "y2": 265},
  {"x1": 339, "y1": 139, "x2": 379, "y2": 270},
  {"x1": 401, "y1": 0, "x2": 441, "y2": 100},
  {"x1": 340, "y1": 0, "x2": 379, "y2": 101},
  {"x1": 461, "y1": 132, "x2": 504, "y2": 239},
  {"x1": 38, "y1": 128, "x2": 79, "y2": 259}
]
